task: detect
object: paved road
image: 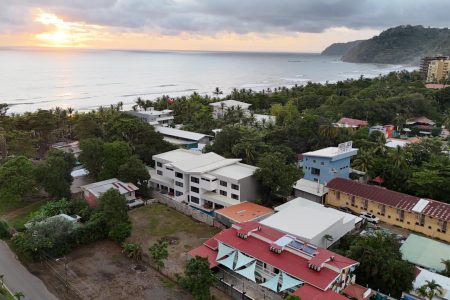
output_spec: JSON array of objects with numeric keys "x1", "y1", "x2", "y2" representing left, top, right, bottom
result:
[{"x1": 0, "y1": 241, "x2": 58, "y2": 300}]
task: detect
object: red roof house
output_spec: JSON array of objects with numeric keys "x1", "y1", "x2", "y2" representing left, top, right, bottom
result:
[
  {"x1": 335, "y1": 117, "x2": 369, "y2": 128},
  {"x1": 189, "y1": 221, "x2": 358, "y2": 298}
]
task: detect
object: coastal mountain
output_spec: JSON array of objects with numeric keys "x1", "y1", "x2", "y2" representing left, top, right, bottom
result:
[
  {"x1": 321, "y1": 40, "x2": 364, "y2": 56},
  {"x1": 341, "y1": 25, "x2": 450, "y2": 65}
]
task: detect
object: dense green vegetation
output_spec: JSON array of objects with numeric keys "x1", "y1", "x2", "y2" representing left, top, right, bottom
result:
[
  {"x1": 342, "y1": 25, "x2": 450, "y2": 64},
  {"x1": 321, "y1": 40, "x2": 363, "y2": 56},
  {"x1": 335, "y1": 232, "x2": 415, "y2": 298}
]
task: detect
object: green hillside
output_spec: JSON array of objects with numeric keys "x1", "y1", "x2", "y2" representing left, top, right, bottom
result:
[
  {"x1": 321, "y1": 40, "x2": 364, "y2": 56},
  {"x1": 341, "y1": 25, "x2": 450, "y2": 65}
]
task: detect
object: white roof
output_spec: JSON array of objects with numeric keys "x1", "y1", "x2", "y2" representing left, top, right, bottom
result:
[
  {"x1": 385, "y1": 138, "x2": 411, "y2": 148},
  {"x1": 303, "y1": 147, "x2": 358, "y2": 159},
  {"x1": 80, "y1": 178, "x2": 138, "y2": 198},
  {"x1": 71, "y1": 168, "x2": 89, "y2": 178},
  {"x1": 210, "y1": 163, "x2": 258, "y2": 180},
  {"x1": 413, "y1": 268, "x2": 450, "y2": 299},
  {"x1": 293, "y1": 179, "x2": 328, "y2": 197},
  {"x1": 127, "y1": 109, "x2": 173, "y2": 116},
  {"x1": 209, "y1": 100, "x2": 251, "y2": 109},
  {"x1": 261, "y1": 205, "x2": 343, "y2": 240},
  {"x1": 412, "y1": 199, "x2": 430, "y2": 213},
  {"x1": 169, "y1": 152, "x2": 228, "y2": 172},
  {"x1": 254, "y1": 114, "x2": 276, "y2": 123},
  {"x1": 155, "y1": 126, "x2": 210, "y2": 142},
  {"x1": 265, "y1": 197, "x2": 360, "y2": 240},
  {"x1": 153, "y1": 149, "x2": 201, "y2": 163}
]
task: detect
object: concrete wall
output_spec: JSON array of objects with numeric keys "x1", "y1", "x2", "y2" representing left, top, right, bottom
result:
[
  {"x1": 303, "y1": 155, "x2": 351, "y2": 184},
  {"x1": 239, "y1": 175, "x2": 261, "y2": 202},
  {"x1": 326, "y1": 188, "x2": 450, "y2": 243},
  {"x1": 293, "y1": 189, "x2": 323, "y2": 204}
]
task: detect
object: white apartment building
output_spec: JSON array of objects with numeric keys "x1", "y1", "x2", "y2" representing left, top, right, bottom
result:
[
  {"x1": 149, "y1": 149, "x2": 260, "y2": 211},
  {"x1": 209, "y1": 100, "x2": 251, "y2": 119},
  {"x1": 125, "y1": 108, "x2": 174, "y2": 127}
]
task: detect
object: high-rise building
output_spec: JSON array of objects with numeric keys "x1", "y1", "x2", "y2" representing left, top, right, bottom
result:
[
  {"x1": 426, "y1": 59, "x2": 450, "y2": 83},
  {"x1": 420, "y1": 55, "x2": 450, "y2": 81}
]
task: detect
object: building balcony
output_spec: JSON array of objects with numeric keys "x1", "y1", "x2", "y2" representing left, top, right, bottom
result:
[{"x1": 200, "y1": 177, "x2": 218, "y2": 191}]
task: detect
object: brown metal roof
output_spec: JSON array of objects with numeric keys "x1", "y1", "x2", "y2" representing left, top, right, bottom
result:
[{"x1": 327, "y1": 178, "x2": 450, "y2": 221}]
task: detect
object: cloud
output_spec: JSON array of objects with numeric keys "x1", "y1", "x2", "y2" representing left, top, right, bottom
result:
[{"x1": 1, "y1": 0, "x2": 450, "y2": 36}]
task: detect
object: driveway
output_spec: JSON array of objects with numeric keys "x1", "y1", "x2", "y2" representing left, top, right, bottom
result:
[{"x1": 0, "y1": 241, "x2": 58, "y2": 300}]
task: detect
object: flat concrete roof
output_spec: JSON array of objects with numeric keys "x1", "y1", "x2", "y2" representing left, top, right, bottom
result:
[
  {"x1": 215, "y1": 202, "x2": 273, "y2": 223},
  {"x1": 294, "y1": 179, "x2": 328, "y2": 197},
  {"x1": 209, "y1": 100, "x2": 251, "y2": 109},
  {"x1": 303, "y1": 147, "x2": 358, "y2": 159},
  {"x1": 262, "y1": 201, "x2": 345, "y2": 240}
]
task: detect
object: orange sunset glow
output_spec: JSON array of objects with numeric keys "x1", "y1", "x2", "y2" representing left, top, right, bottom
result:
[
  {"x1": 0, "y1": 8, "x2": 380, "y2": 52},
  {"x1": 33, "y1": 10, "x2": 107, "y2": 47}
]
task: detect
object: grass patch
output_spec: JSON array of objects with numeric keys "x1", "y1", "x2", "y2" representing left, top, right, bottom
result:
[
  {"x1": 3, "y1": 201, "x2": 47, "y2": 230},
  {"x1": 0, "y1": 200, "x2": 28, "y2": 216},
  {"x1": 160, "y1": 276, "x2": 176, "y2": 289},
  {"x1": 130, "y1": 204, "x2": 219, "y2": 238}
]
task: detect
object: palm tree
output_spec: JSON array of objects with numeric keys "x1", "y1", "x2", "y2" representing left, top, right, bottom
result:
[
  {"x1": 388, "y1": 145, "x2": 409, "y2": 168},
  {"x1": 14, "y1": 292, "x2": 25, "y2": 300},
  {"x1": 213, "y1": 87, "x2": 223, "y2": 96},
  {"x1": 415, "y1": 280, "x2": 443, "y2": 300},
  {"x1": 319, "y1": 124, "x2": 339, "y2": 138},
  {"x1": 352, "y1": 150, "x2": 374, "y2": 173}
]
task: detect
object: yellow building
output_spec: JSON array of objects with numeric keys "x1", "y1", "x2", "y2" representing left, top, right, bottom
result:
[
  {"x1": 427, "y1": 59, "x2": 450, "y2": 83},
  {"x1": 325, "y1": 178, "x2": 450, "y2": 243}
]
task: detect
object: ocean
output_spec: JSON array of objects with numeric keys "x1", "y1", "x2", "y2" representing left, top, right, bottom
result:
[{"x1": 0, "y1": 48, "x2": 416, "y2": 114}]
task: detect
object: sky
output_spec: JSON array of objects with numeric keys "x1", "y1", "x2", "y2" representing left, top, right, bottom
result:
[{"x1": 1, "y1": 0, "x2": 449, "y2": 53}]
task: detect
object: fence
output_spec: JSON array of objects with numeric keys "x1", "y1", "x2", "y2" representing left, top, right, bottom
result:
[{"x1": 153, "y1": 193, "x2": 226, "y2": 230}]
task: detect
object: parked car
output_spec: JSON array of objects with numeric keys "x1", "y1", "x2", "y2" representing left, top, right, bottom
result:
[
  {"x1": 359, "y1": 211, "x2": 380, "y2": 224},
  {"x1": 338, "y1": 206, "x2": 355, "y2": 214},
  {"x1": 127, "y1": 199, "x2": 144, "y2": 209}
]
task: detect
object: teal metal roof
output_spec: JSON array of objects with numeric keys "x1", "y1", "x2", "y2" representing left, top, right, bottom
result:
[{"x1": 400, "y1": 234, "x2": 450, "y2": 271}]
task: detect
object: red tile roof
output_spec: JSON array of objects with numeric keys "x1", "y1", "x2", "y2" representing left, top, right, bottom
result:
[
  {"x1": 336, "y1": 117, "x2": 369, "y2": 127},
  {"x1": 425, "y1": 83, "x2": 450, "y2": 89},
  {"x1": 294, "y1": 284, "x2": 349, "y2": 300},
  {"x1": 342, "y1": 284, "x2": 373, "y2": 300},
  {"x1": 191, "y1": 221, "x2": 358, "y2": 291},
  {"x1": 327, "y1": 178, "x2": 450, "y2": 221},
  {"x1": 188, "y1": 245, "x2": 219, "y2": 268}
]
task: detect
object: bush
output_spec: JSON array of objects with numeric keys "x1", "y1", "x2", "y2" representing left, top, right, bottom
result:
[
  {"x1": 108, "y1": 222, "x2": 131, "y2": 244},
  {"x1": 0, "y1": 220, "x2": 12, "y2": 240},
  {"x1": 29, "y1": 199, "x2": 71, "y2": 222},
  {"x1": 73, "y1": 212, "x2": 109, "y2": 245}
]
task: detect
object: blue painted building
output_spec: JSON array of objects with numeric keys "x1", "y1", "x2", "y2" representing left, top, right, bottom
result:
[{"x1": 302, "y1": 143, "x2": 358, "y2": 184}]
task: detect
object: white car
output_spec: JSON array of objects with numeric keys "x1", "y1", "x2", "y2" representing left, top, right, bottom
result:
[
  {"x1": 359, "y1": 212, "x2": 380, "y2": 224},
  {"x1": 127, "y1": 199, "x2": 144, "y2": 209}
]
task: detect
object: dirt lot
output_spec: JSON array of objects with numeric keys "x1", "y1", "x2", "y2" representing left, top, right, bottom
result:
[
  {"x1": 29, "y1": 240, "x2": 191, "y2": 300},
  {"x1": 129, "y1": 203, "x2": 220, "y2": 276}
]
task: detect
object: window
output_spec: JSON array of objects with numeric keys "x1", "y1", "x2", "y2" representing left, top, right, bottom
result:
[
  {"x1": 321, "y1": 162, "x2": 324, "y2": 166},
  {"x1": 231, "y1": 184, "x2": 239, "y2": 190},
  {"x1": 166, "y1": 167, "x2": 173, "y2": 171},
  {"x1": 191, "y1": 177, "x2": 199, "y2": 184},
  {"x1": 157, "y1": 170, "x2": 163, "y2": 176},
  {"x1": 351, "y1": 196, "x2": 355, "y2": 206},
  {"x1": 190, "y1": 196, "x2": 199, "y2": 204},
  {"x1": 175, "y1": 172, "x2": 183, "y2": 179},
  {"x1": 419, "y1": 214, "x2": 425, "y2": 226},
  {"x1": 191, "y1": 186, "x2": 199, "y2": 193},
  {"x1": 311, "y1": 168, "x2": 320, "y2": 176},
  {"x1": 220, "y1": 180, "x2": 227, "y2": 187},
  {"x1": 231, "y1": 194, "x2": 239, "y2": 200},
  {"x1": 175, "y1": 191, "x2": 183, "y2": 197},
  {"x1": 336, "y1": 191, "x2": 341, "y2": 200},
  {"x1": 157, "y1": 162, "x2": 162, "y2": 167},
  {"x1": 313, "y1": 160, "x2": 316, "y2": 163},
  {"x1": 175, "y1": 181, "x2": 183, "y2": 187},
  {"x1": 220, "y1": 190, "x2": 227, "y2": 196},
  {"x1": 440, "y1": 221, "x2": 447, "y2": 232}
]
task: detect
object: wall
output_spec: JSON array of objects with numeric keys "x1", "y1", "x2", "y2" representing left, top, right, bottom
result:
[
  {"x1": 293, "y1": 189, "x2": 323, "y2": 204},
  {"x1": 303, "y1": 156, "x2": 351, "y2": 184},
  {"x1": 238, "y1": 176, "x2": 261, "y2": 202},
  {"x1": 326, "y1": 189, "x2": 450, "y2": 243}
]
